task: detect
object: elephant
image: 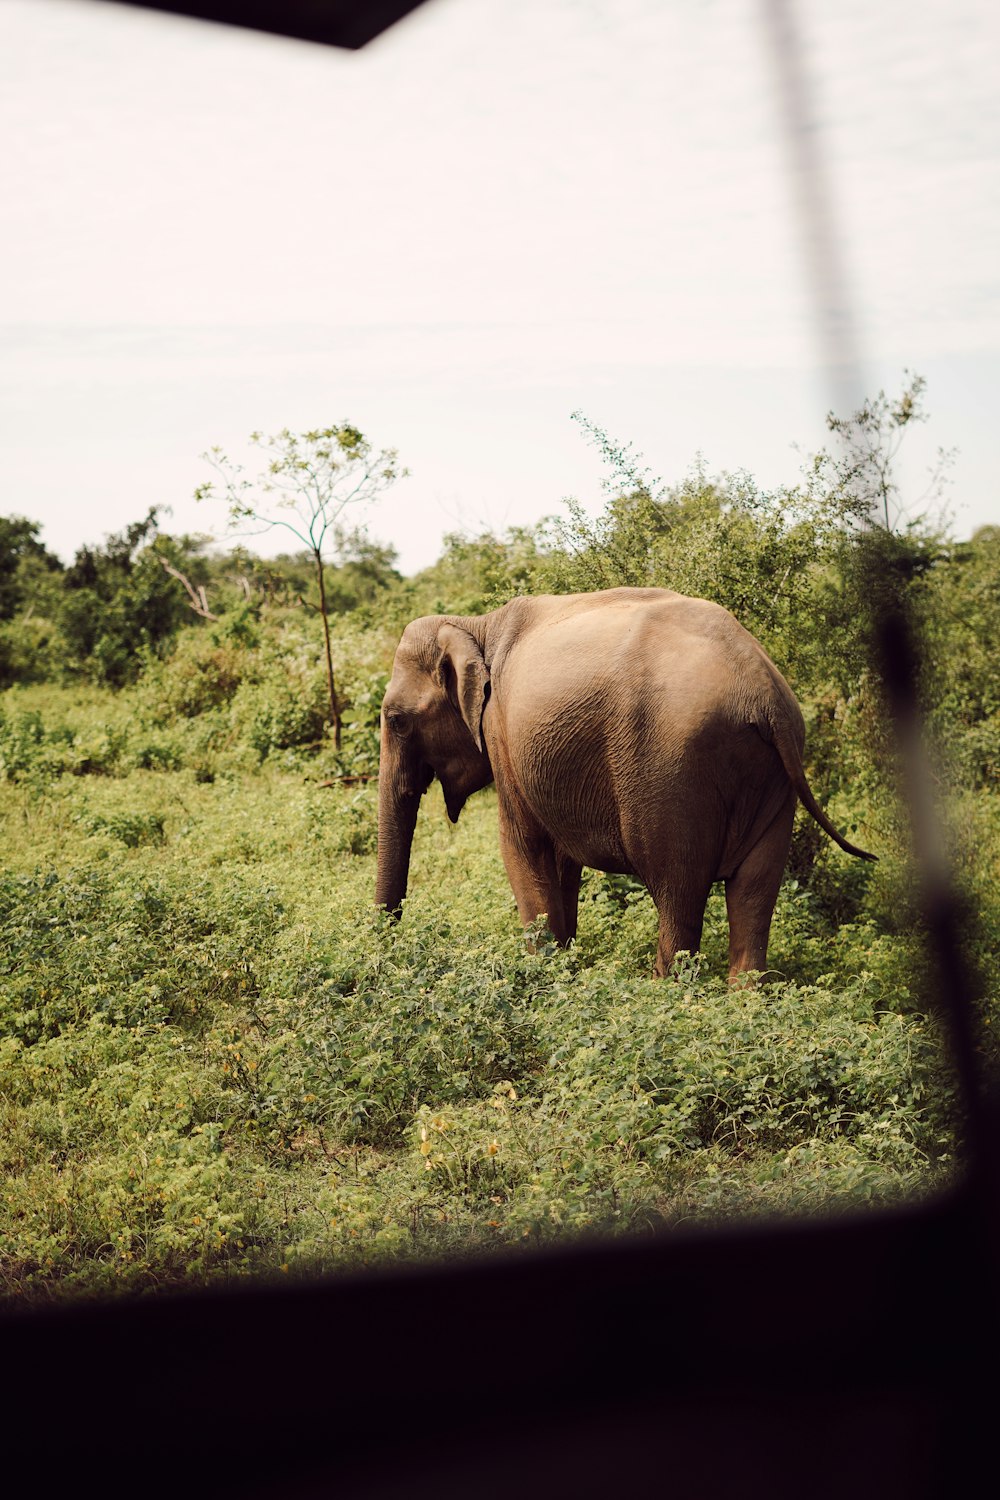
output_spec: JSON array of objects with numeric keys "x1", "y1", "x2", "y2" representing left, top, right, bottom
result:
[{"x1": 375, "y1": 587, "x2": 875, "y2": 981}]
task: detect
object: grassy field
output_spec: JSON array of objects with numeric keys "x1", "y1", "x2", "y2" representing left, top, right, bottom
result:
[{"x1": 3, "y1": 677, "x2": 984, "y2": 1307}]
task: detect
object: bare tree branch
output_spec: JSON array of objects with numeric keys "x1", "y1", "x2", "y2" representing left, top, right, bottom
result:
[{"x1": 158, "y1": 556, "x2": 218, "y2": 620}]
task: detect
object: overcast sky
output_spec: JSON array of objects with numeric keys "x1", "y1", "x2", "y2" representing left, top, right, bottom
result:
[{"x1": 2, "y1": 0, "x2": 997, "y2": 571}]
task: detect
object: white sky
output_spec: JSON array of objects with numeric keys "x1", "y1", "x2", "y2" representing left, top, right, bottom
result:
[{"x1": 1, "y1": 0, "x2": 997, "y2": 571}]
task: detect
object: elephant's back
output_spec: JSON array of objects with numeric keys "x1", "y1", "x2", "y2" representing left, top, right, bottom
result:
[
  {"x1": 486, "y1": 589, "x2": 803, "y2": 879},
  {"x1": 500, "y1": 590, "x2": 768, "y2": 734}
]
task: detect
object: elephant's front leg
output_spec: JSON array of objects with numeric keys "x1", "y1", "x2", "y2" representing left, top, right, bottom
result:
[{"x1": 497, "y1": 802, "x2": 575, "y2": 946}]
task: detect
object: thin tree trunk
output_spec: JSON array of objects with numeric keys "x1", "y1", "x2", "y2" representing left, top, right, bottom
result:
[{"x1": 315, "y1": 549, "x2": 340, "y2": 750}]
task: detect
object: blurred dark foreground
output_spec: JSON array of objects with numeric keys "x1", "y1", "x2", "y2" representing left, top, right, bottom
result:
[{"x1": 4, "y1": 1158, "x2": 997, "y2": 1500}]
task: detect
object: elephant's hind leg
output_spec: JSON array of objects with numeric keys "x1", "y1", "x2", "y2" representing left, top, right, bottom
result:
[
  {"x1": 724, "y1": 794, "x2": 796, "y2": 983},
  {"x1": 649, "y1": 856, "x2": 714, "y2": 978},
  {"x1": 653, "y1": 890, "x2": 712, "y2": 978}
]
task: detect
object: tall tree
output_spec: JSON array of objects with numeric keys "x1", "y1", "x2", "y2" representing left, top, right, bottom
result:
[{"x1": 196, "y1": 426, "x2": 405, "y2": 748}]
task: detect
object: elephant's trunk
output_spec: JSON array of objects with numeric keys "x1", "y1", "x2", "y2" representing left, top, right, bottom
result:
[{"x1": 375, "y1": 756, "x2": 421, "y2": 916}]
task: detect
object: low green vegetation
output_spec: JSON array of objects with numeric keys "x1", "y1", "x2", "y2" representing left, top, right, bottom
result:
[{"x1": 1, "y1": 382, "x2": 996, "y2": 1304}]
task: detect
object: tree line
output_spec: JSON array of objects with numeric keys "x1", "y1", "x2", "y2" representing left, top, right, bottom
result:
[{"x1": 1, "y1": 374, "x2": 996, "y2": 799}]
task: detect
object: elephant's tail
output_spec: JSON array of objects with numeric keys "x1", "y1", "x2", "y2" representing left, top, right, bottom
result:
[{"x1": 766, "y1": 711, "x2": 878, "y2": 863}]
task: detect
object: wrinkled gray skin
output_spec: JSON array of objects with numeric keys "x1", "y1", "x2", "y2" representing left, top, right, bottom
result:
[{"x1": 375, "y1": 588, "x2": 874, "y2": 981}]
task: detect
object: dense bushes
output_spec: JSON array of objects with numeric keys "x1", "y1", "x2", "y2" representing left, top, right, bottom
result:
[
  {"x1": 0, "y1": 768, "x2": 965, "y2": 1299},
  {"x1": 0, "y1": 738, "x2": 988, "y2": 1301},
  {"x1": 0, "y1": 868, "x2": 279, "y2": 1043}
]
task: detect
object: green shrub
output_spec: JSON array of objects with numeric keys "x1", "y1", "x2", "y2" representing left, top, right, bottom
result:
[
  {"x1": 0, "y1": 707, "x2": 133, "y2": 782},
  {"x1": 334, "y1": 667, "x2": 389, "y2": 778},
  {"x1": 81, "y1": 810, "x2": 166, "y2": 848},
  {"x1": 128, "y1": 734, "x2": 185, "y2": 773},
  {"x1": 325, "y1": 787, "x2": 379, "y2": 856},
  {"x1": 230, "y1": 663, "x2": 329, "y2": 758},
  {"x1": 138, "y1": 634, "x2": 248, "y2": 722},
  {"x1": 0, "y1": 615, "x2": 67, "y2": 688},
  {"x1": 0, "y1": 709, "x2": 57, "y2": 780}
]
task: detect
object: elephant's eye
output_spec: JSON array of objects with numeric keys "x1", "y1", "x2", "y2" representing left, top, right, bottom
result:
[{"x1": 385, "y1": 710, "x2": 411, "y2": 737}]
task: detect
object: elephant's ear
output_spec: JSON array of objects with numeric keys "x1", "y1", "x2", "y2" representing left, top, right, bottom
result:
[{"x1": 436, "y1": 624, "x2": 490, "y2": 752}]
